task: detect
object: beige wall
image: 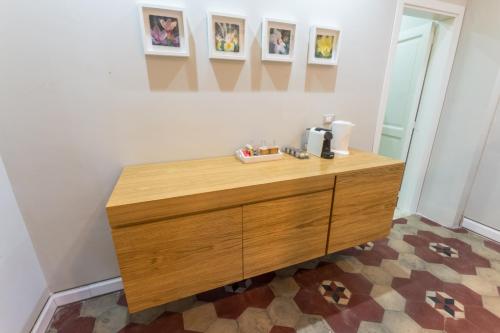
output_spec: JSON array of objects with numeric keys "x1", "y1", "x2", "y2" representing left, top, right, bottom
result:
[
  {"x1": 0, "y1": 0, "x2": 400, "y2": 291},
  {"x1": 419, "y1": 0, "x2": 500, "y2": 227}
]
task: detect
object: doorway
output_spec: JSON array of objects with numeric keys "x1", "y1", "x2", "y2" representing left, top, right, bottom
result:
[
  {"x1": 373, "y1": 0, "x2": 465, "y2": 217},
  {"x1": 379, "y1": 17, "x2": 435, "y2": 162}
]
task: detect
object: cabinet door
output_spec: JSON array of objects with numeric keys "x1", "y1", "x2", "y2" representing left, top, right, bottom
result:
[
  {"x1": 243, "y1": 191, "x2": 332, "y2": 278},
  {"x1": 112, "y1": 207, "x2": 243, "y2": 312},
  {"x1": 328, "y1": 165, "x2": 404, "y2": 253}
]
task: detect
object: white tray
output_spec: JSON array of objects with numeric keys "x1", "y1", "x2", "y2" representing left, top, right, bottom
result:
[{"x1": 236, "y1": 149, "x2": 283, "y2": 163}]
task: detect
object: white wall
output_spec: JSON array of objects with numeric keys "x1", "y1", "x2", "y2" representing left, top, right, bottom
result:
[
  {"x1": 0, "y1": 156, "x2": 48, "y2": 333},
  {"x1": 464, "y1": 88, "x2": 500, "y2": 230},
  {"x1": 0, "y1": 0, "x2": 399, "y2": 292},
  {"x1": 418, "y1": 0, "x2": 500, "y2": 227}
]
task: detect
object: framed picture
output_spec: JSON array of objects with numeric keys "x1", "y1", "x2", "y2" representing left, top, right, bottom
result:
[
  {"x1": 261, "y1": 18, "x2": 296, "y2": 62},
  {"x1": 207, "y1": 12, "x2": 247, "y2": 60},
  {"x1": 308, "y1": 26, "x2": 341, "y2": 65},
  {"x1": 138, "y1": 3, "x2": 189, "y2": 57}
]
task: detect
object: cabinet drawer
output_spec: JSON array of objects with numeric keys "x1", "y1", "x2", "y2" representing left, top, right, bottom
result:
[
  {"x1": 243, "y1": 190, "x2": 332, "y2": 278},
  {"x1": 328, "y1": 165, "x2": 404, "y2": 253},
  {"x1": 111, "y1": 207, "x2": 243, "y2": 312}
]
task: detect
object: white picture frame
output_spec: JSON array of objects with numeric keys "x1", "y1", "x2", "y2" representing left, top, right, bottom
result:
[
  {"x1": 138, "y1": 3, "x2": 189, "y2": 57},
  {"x1": 207, "y1": 12, "x2": 247, "y2": 61},
  {"x1": 308, "y1": 26, "x2": 341, "y2": 65},
  {"x1": 261, "y1": 18, "x2": 296, "y2": 62}
]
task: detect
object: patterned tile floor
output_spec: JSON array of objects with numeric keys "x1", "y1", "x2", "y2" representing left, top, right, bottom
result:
[{"x1": 46, "y1": 215, "x2": 500, "y2": 333}]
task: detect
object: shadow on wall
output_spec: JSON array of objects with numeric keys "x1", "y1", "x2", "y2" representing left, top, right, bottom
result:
[
  {"x1": 305, "y1": 65, "x2": 338, "y2": 92},
  {"x1": 145, "y1": 33, "x2": 337, "y2": 92},
  {"x1": 250, "y1": 27, "x2": 292, "y2": 91},
  {"x1": 146, "y1": 35, "x2": 199, "y2": 91},
  {"x1": 262, "y1": 62, "x2": 293, "y2": 91},
  {"x1": 211, "y1": 59, "x2": 244, "y2": 91},
  {"x1": 250, "y1": 36, "x2": 262, "y2": 91}
]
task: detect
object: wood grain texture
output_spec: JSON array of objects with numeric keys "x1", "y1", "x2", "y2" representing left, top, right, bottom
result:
[
  {"x1": 327, "y1": 164, "x2": 404, "y2": 253},
  {"x1": 243, "y1": 191, "x2": 332, "y2": 278},
  {"x1": 107, "y1": 150, "x2": 402, "y2": 227},
  {"x1": 108, "y1": 174, "x2": 335, "y2": 228},
  {"x1": 111, "y1": 207, "x2": 243, "y2": 313}
]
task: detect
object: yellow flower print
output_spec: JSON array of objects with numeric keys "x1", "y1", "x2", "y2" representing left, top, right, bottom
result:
[
  {"x1": 316, "y1": 35, "x2": 334, "y2": 59},
  {"x1": 224, "y1": 41, "x2": 235, "y2": 52}
]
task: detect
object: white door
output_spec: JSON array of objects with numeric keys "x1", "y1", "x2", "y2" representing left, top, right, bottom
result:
[
  {"x1": 464, "y1": 98, "x2": 500, "y2": 232},
  {"x1": 379, "y1": 23, "x2": 436, "y2": 160}
]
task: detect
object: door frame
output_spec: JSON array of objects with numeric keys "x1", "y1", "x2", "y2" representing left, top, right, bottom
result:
[{"x1": 372, "y1": 0, "x2": 465, "y2": 213}]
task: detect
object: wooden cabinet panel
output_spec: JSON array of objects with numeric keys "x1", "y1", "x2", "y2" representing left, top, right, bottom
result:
[
  {"x1": 106, "y1": 150, "x2": 404, "y2": 312},
  {"x1": 106, "y1": 150, "x2": 398, "y2": 228},
  {"x1": 107, "y1": 174, "x2": 335, "y2": 228},
  {"x1": 328, "y1": 165, "x2": 404, "y2": 253},
  {"x1": 243, "y1": 190, "x2": 332, "y2": 278},
  {"x1": 112, "y1": 208, "x2": 243, "y2": 312}
]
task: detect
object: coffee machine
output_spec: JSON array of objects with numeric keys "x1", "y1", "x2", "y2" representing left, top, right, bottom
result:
[{"x1": 303, "y1": 128, "x2": 335, "y2": 159}]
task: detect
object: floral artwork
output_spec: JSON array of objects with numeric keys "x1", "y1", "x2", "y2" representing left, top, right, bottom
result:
[
  {"x1": 214, "y1": 22, "x2": 240, "y2": 53},
  {"x1": 268, "y1": 28, "x2": 291, "y2": 55},
  {"x1": 139, "y1": 4, "x2": 189, "y2": 57},
  {"x1": 261, "y1": 19, "x2": 296, "y2": 62},
  {"x1": 149, "y1": 15, "x2": 180, "y2": 47},
  {"x1": 315, "y1": 34, "x2": 335, "y2": 59},
  {"x1": 308, "y1": 26, "x2": 340, "y2": 65},
  {"x1": 207, "y1": 13, "x2": 246, "y2": 60}
]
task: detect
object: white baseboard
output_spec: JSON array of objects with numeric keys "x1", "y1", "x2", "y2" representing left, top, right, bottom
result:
[
  {"x1": 30, "y1": 296, "x2": 57, "y2": 333},
  {"x1": 23, "y1": 288, "x2": 51, "y2": 333},
  {"x1": 30, "y1": 277, "x2": 123, "y2": 333},
  {"x1": 462, "y1": 217, "x2": 500, "y2": 243}
]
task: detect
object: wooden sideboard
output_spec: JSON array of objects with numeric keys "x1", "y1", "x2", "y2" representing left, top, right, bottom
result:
[{"x1": 106, "y1": 150, "x2": 404, "y2": 312}]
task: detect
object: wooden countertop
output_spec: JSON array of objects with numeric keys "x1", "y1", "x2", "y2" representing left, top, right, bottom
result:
[
  {"x1": 107, "y1": 149, "x2": 401, "y2": 208},
  {"x1": 106, "y1": 149, "x2": 403, "y2": 227}
]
